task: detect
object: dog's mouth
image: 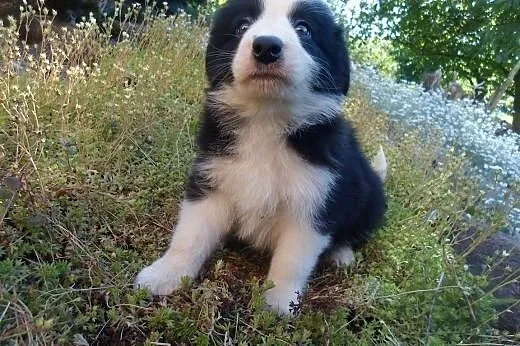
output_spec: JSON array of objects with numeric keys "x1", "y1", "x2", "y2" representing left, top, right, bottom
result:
[{"x1": 247, "y1": 69, "x2": 290, "y2": 84}]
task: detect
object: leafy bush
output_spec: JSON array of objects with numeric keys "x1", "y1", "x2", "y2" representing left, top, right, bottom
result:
[{"x1": 350, "y1": 38, "x2": 398, "y2": 78}]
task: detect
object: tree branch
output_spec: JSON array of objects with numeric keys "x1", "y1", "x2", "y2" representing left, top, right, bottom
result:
[{"x1": 487, "y1": 59, "x2": 520, "y2": 112}]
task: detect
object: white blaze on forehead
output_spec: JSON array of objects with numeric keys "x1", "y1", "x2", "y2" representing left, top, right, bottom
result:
[
  {"x1": 261, "y1": 0, "x2": 298, "y2": 19},
  {"x1": 247, "y1": 0, "x2": 298, "y2": 39},
  {"x1": 260, "y1": 0, "x2": 328, "y2": 18},
  {"x1": 248, "y1": 0, "x2": 331, "y2": 42}
]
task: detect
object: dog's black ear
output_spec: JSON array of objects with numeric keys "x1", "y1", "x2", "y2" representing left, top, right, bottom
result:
[
  {"x1": 334, "y1": 27, "x2": 351, "y2": 96},
  {"x1": 204, "y1": 21, "x2": 235, "y2": 89},
  {"x1": 341, "y1": 57, "x2": 351, "y2": 96}
]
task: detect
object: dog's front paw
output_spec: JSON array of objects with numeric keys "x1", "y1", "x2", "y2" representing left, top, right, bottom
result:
[
  {"x1": 134, "y1": 257, "x2": 188, "y2": 296},
  {"x1": 264, "y1": 286, "x2": 300, "y2": 315}
]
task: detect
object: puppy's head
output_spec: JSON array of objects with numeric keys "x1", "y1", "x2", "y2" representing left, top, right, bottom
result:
[{"x1": 206, "y1": 0, "x2": 350, "y2": 101}]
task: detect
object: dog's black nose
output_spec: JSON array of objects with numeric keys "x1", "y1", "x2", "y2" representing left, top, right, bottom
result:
[{"x1": 252, "y1": 36, "x2": 283, "y2": 65}]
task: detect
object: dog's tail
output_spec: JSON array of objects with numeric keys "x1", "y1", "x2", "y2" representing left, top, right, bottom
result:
[{"x1": 371, "y1": 146, "x2": 388, "y2": 182}]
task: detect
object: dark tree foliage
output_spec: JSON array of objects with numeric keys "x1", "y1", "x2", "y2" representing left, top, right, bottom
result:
[
  {"x1": 0, "y1": 1, "x2": 207, "y2": 23},
  {"x1": 353, "y1": 0, "x2": 520, "y2": 131},
  {"x1": 0, "y1": 0, "x2": 208, "y2": 44},
  {"x1": 99, "y1": 0, "x2": 207, "y2": 18},
  {"x1": 0, "y1": 0, "x2": 101, "y2": 22}
]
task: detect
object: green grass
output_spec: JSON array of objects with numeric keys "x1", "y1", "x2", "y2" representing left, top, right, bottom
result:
[{"x1": 1, "y1": 12, "x2": 519, "y2": 345}]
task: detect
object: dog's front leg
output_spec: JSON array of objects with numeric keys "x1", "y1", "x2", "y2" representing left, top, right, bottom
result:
[
  {"x1": 135, "y1": 194, "x2": 231, "y2": 295},
  {"x1": 264, "y1": 217, "x2": 330, "y2": 315}
]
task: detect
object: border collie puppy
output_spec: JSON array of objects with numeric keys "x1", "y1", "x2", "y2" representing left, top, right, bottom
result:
[{"x1": 135, "y1": 0, "x2": 387, "y2": 315}]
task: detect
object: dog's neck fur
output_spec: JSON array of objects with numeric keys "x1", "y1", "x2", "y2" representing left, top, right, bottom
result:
[{"x1": 208, "y1": 84, "x2": 345, "y2": 134}]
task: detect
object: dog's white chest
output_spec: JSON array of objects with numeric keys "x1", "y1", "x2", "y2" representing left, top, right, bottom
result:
[{"x1": 206, "y1": 120, "x2": 333, "y2": 249}]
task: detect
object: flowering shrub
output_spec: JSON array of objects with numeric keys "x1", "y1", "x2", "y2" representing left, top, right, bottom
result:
[{"x1": 352, "y1": 65, "x2": 520, "y2": 235}]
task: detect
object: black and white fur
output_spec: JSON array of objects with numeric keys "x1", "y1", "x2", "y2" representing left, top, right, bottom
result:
[{"x1": 135, "y1": 0, "x2": 387, "y2": 315}]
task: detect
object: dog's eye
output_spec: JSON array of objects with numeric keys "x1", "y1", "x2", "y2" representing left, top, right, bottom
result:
[
  {"x1": 294, "y1": 21, "x2": 311, "y2": 38},
  {"x1": 236, "y1": 18, "x2": 252, "y2": 35}
]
